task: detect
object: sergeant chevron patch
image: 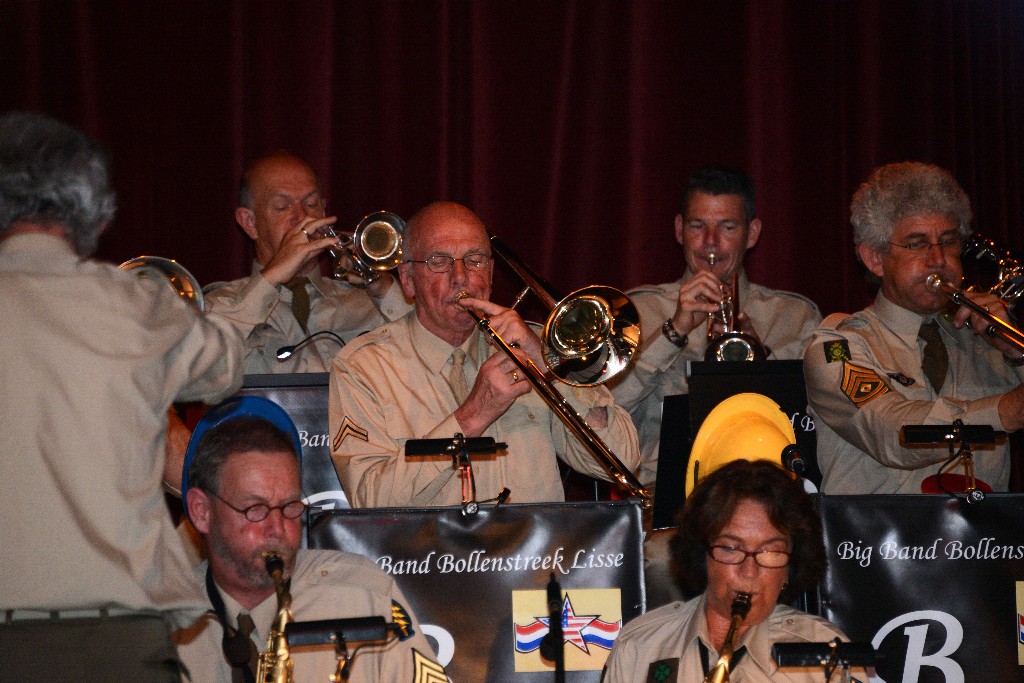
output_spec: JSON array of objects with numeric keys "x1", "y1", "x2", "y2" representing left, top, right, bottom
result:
[
  {"x1": 333, "y1": 416, "x2": 368, "y2": 450},
  {"x1": 412, "y1": 648, "x2": 447, "y2": 682},
  {"x1": 841, "y1": 363, "x2": 890, "y2": 407}
]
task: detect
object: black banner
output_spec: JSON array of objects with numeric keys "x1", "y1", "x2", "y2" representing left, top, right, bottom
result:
[
  {"x1": 309, "y1": 501, "x2": 645, "y2": 682},
  {"x1": 819, "y1": 494, "x2": 1024, "y2": 682}
]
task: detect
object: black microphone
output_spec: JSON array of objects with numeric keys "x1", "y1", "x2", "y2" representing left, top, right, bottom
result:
[
  {"x1": 900, "y1": 423, "x2": 1003, "y2": 445},
  {"x1": 276, "y1": 330, "x2": 346, "y2": 361},
  {"x1": 404, "y1": 436, "x2": 507, "y2": 457},
  {"x1": 772, "y1": 641, "x2": 876, "y2": 668},
  {"x1": 539, "y1": 573, "x2": 564, "y2": 662},
  {"x1": 781, "y1": 444, "x2": 806, "y2": 474},
  {"x1": 286, "y1": 617, "x2": 397, "y2": 647}
]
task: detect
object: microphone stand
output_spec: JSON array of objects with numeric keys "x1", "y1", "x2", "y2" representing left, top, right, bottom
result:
[
  {"x1": 404, "y1": 434, "x2": 508, "y2": 515},
  {"x1": 539, "y1": 573, "x2": 565, "y2": 683},
  {"x1": 900, "y1": 419, "x2": 1003, "y2": 504}
]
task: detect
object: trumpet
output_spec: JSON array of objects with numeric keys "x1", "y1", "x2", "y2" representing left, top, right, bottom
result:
[
  {"x1": 925, "y1": 274, "x2": 1024, "y2": 353},
  {"x1": 457, "y1": 236, "x2": 651, "y2": 506},
  {"x1": 256, "y1": 551, "x2": 294, "y2": 683},
  {"x1": 705, "y1": 271, "x2": 767, "y2": 362},
  {"x1": 704, "y1": 592, "x2": 752, "y2": 683},
  {"x1": 316, "y1": 210, "x2": 405, "y2": 284}
]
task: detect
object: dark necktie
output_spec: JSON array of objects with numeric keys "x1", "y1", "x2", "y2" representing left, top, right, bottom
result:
[
  {"x1": 919, "y1": 320, "x2": 948, "y2": 393},
  {"x1": 231, "y1": 612, "x2": 258, "y2": 683},
  {"x1": 286, "y1": 277, "x2": 311, "y2": 333}
]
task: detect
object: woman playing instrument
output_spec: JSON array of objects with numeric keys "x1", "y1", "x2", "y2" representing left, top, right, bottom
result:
[{"x1": 603, "y1": 461, "x2": 866, "y2": 682}]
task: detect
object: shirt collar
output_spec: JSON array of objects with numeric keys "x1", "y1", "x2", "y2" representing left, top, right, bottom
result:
[
  {"x1": 249, "y1": 260, "x2": 331, "y2": 296},
  {"x1": 872, "y1": 290, "x2": 949, "y2": 340},
  {"x1": 409, "y1": 314, "x2": 483, "y2": 374},
  {"x1": 0, "y1": 231, "x2": 77, "y2": 256},
  {"x1": 687, "y1": 593, "x2": 779, "y2": 677}
]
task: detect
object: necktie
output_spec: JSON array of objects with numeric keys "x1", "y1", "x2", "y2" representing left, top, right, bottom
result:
[
  {"x1": 286, "y1": 277, "x2": 311, "y2": 333},
  {"x1": 919, "y1": 320, "x2": 948, "y2": 393},
  {"x1": 231, "y1": 612, "x2": 258, "y2": 683},
  {"x1": 446, "y1": 348, "x2": 469, "y2": 403}
]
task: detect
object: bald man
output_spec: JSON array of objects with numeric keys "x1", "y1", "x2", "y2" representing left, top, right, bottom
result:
[
  {"x1": 204, "y1": 152, "x2": 412, "y2": 374},
  {"x1": 327, "y1": 201, "x2": 640, "y2": 507}
]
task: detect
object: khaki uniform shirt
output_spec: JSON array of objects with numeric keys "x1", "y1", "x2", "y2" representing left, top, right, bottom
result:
[
  {"x1": 602, "y1": 595, "x2": 865, "y2": 682},
  {"x1": 204, "y1": 263, "x2": 412, "y2": 374},
  {"x1": 609, "y1": 271, "x2": 821, "y2": 485},
  {"x1": 0, "y1": 234, "x2": 244, "y2": 626},
  {"x1": 328, "y1": 313, "x2": 641, "y2": 507},
  {"x1": 804, "y1": 291, "x2": 1020, "y2": 494},
  {"x1": 175, "y1": 549, "x2": 445, "y2": 682}
]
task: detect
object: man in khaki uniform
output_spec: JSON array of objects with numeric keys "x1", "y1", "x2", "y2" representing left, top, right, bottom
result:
[
  {"x1": 610, "y1": 166, "x2": 821, "y2": 487},
  {"x1": 0, "y1": 112, "x2": 244, "y2": 680},
  {"x1": 204, "y1": 152, "x2": 412, "y2": 374},
  {"x1": 328, "y1": 201, "x2": 641, "y2": 507},
  {"x1": 176, "y1": 398, "x2": 444, "y2": 681},
  {"x1": 804, "y1": 162, "x2": 1024, "y2": 494}
]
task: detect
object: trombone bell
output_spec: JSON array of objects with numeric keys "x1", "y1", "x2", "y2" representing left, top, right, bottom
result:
[{"x1": 545, "y1": 286, "x2": 641, "y2": 386}]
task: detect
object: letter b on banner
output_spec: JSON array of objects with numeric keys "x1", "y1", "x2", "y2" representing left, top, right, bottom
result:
[{"x1": 871, "y1": 610, "x2": 964, "y2": 683}]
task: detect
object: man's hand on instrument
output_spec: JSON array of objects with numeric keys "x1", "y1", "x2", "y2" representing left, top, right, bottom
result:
[
  {"x1": 956, "y1": 290, "x2": 1020, "y2": 358},
  {"x1": 671, "y1": 270, "x2": 725, "y2": 335},
  {"x1": 454, "y1": 352, "x2": 531, "y2": 437},
  {"x1": 261, "y1": 215, "x2": 339, "y2": 286},
  {"x1": 458, "y1": 296, "x2": 546, "y2": 368}
]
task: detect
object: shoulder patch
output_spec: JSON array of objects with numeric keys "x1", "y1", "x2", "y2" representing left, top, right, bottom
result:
[
  {"x1": 333, "y1": 416, "x2": 368, "y2": 450},
  {"x1": 391, "y1": 599, "x2": 415, "y2": 640},
  {"x1": 841, "y1": 363, "x2": 890, "y2": 406},
  {"x1": 646, "y1": 658, "x2": 679, "y2": 682},
  {"x1": 412, "y1": 648, "x2": 447, "y2": 682},
  {"x1": 822, "y1": 339, "x2": 851, "y2": 363}
]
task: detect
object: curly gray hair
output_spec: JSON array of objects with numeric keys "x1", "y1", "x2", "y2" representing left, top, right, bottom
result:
[
  {"x1": 850, "y1": 162, "x2": 971, "y2": 250},
  {"x1": 0, "y1": 112, "x2": 116, "y2": 256}
]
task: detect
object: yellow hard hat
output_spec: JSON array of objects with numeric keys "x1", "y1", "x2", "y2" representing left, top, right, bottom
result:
[{"x1": 685, "y1": 393, "x2": 796, "y2": 497}]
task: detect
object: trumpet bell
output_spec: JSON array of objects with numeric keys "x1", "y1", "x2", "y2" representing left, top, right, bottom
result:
[
  {"x1": 354, "y1": 210, "x2": 405, "y2": 270},
  {"x1": 544, "y1": 285, "x2": 641, "y2": 386},
  {"x1": 119, "y1": 255, "x2": 205, "y2": 312}
]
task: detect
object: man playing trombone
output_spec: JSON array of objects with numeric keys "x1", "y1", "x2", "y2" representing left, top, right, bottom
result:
[
  {"x1": 804, "y1": 162, "x2": 1024, "y2": 494},
  {"x1": 204, "y1": 152, "x2": 412, "y2": 374},
  {"x1": 609, "y1": 166, "x2": 822, "y2": 487},
  {"x1": 327, "y1": 201, "x2": 641, "y2": 507}
]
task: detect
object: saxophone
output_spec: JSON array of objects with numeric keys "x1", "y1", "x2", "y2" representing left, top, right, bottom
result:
[
  {"x1": 704, "y1": 592, "x2": 752, "y2": 683},
  {"x1": 256, "y1": 551, "x2": 294, "y2": 683}
]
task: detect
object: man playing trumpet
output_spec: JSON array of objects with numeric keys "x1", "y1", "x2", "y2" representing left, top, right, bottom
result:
[
  {"x1": 804, "y1": 162, "x2": 1024, "y2": 494},
  {"x1": 610, "y1": 166, "x2": 822, "y2": 487},
  {"x1": 328, "y1": 201, "x2": 640, "y2": 507},
  {"x1": 204, "y1": 152, "x2": 412, "y2": 374}
]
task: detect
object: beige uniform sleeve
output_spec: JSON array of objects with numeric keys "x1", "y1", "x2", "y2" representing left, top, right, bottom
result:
[
  {"x1": 552, "y1": 383, "x2": 642, "y2": 480},
  {"x1": 803, "y1": 322, "x2": 1005, "y2": 470}
]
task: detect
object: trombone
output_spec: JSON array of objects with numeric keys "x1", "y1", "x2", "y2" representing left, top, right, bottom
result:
[
  {"x1": 459, "y1": 236, "x2": 651, "y2": 507},
  {"x1": 925, "y1": 274, "x2": 1024, "y2": 353}
]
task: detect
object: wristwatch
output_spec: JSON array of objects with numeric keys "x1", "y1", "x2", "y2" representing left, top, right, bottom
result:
[{"x1": 662, "y1": 319, "x2": 688, "y2": 348}]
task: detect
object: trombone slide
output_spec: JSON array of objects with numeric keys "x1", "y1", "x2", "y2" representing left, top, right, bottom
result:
[{"x1": 926, "y1": 274, "x2": 1024, "y2": 353}]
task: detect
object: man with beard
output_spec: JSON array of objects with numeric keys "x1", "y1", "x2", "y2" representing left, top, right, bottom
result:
[
  {"x1": 804, "y1": 162, "x2": 1024, "y2": 493},
  {"x1": 174, "y1": 397, "x2": 444, "y2": 681}
]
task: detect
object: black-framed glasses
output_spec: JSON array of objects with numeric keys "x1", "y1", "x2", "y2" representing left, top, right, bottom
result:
[
  {"x1": 406, "y1": 253, "x2": 493, "y2": 273},
  {"x1": 887, "y1": 234, "x2": 963, "y2": 256},
  {"x1": 211, "y1": 492, "x2": 306, "y2": 523},
  {"x1": 707, "y1": 544, "x2": 791, "y2": 568}
]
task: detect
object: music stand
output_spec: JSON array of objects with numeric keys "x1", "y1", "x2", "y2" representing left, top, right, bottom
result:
[{"x1": 652, "y1": 360, "x2": 820, "y2": 529}]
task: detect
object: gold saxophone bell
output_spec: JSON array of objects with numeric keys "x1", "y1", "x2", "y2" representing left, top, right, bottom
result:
[
  {"x1": 256, "y1": 551, "x2": 294, "y2": 683},
  {"x1": 704, "y1": 592, "x2": 752, "y2": 683},
  {"x1": 118, "y1": 255, "x2": 205, "y2": 312},
  {"x1": 318, "y1": 210, "x2": 405, "y2": 284},
  {"x1": 705, "y1": 273, "x2": 767, "y2": 362}
]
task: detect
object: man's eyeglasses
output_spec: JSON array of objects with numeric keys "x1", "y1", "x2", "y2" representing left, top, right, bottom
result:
[
  {"x1": 211, "y1": 492, "x2": 306, "y2": 523},
  {"x1": 406, "y1": 254, "x2": 493, "y2": 273},
  {"x1": 707, "y1": 544, "x2": 791, "y2": 568},
  {"x1": 888, "y1": 235, "x2": 963, "y2": 256}
]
